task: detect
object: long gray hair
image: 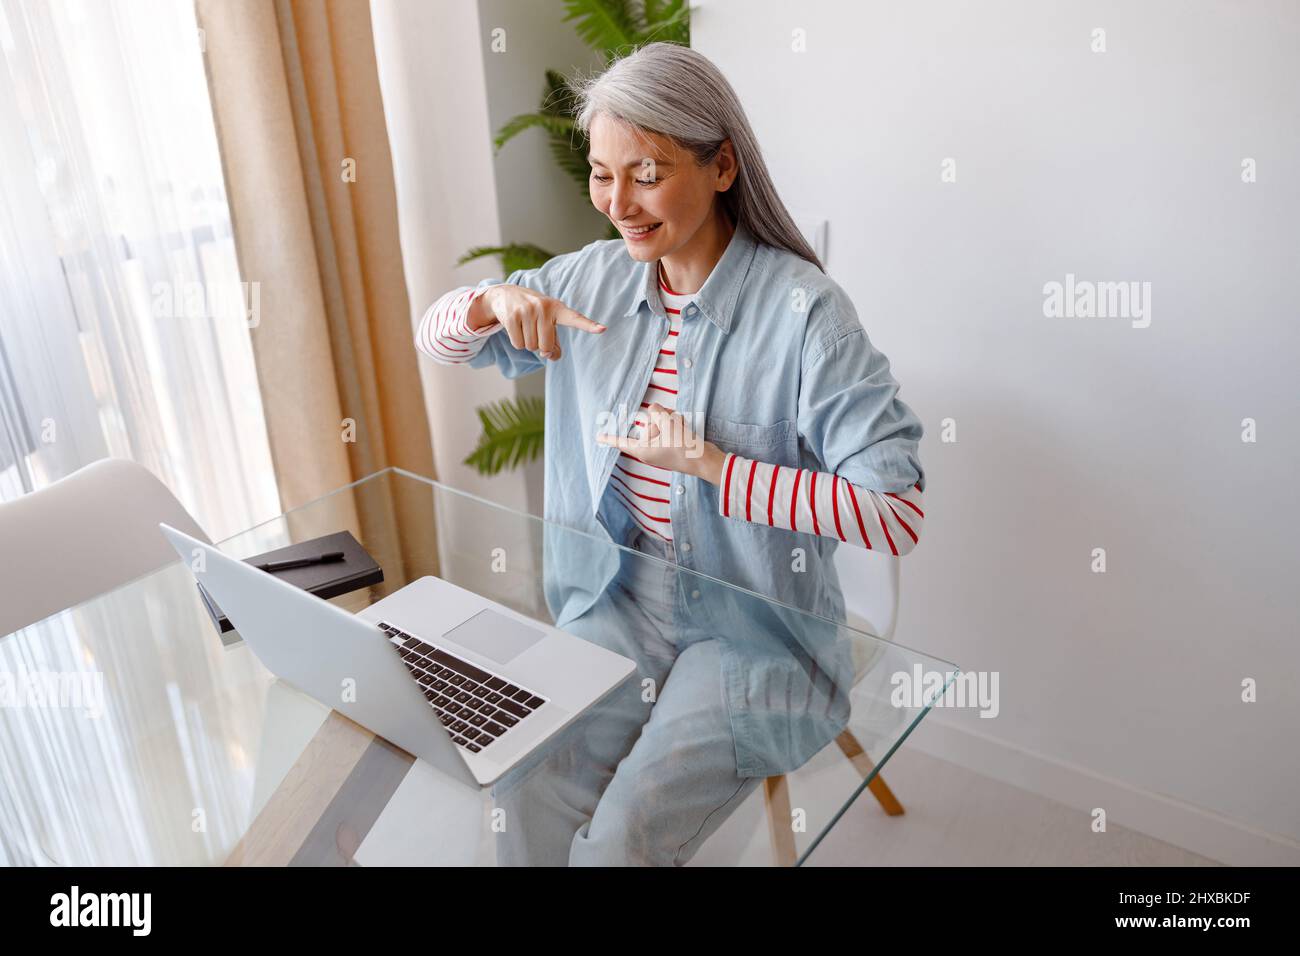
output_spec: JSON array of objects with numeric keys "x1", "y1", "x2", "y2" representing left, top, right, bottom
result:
[{"x1": 571, "y1": 43, "x2": 824, "y2": 272}]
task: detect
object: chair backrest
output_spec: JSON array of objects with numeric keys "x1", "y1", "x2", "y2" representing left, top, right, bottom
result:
[
  {"x1": 836, "y1": 547, "x2": 903, "y2": 683},
  {"x1": 0, "y1": 458, "x2": 210, "y2": 636},
  {"x1": 836, "y1": 546, "x2": 901, "y2": 641}
]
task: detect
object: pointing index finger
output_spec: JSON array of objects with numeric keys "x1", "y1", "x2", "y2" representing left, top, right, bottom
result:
[{"x1": 553, "y1": 305, "x2": 606, "y2": 334}]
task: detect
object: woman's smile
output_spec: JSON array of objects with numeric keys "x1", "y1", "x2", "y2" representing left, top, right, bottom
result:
[{"x1": 621, "y1": 221, "x2": 663, "y2": 242}]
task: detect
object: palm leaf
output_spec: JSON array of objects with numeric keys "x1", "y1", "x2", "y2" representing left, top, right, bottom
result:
[
  {"x1": 550, "y1": 137, "x2": 593, "y2": 195},
  {"x1": 494, "y1": 111, "x2": 577, "y2": 152},
  {"x1": 458, "y1": 244, "x2": 556, "y2": 274},
  {"x1": 463, "y1": 396, "x2": 546, "y2": 475},
  {"x1": 542, "y1": 68, "x2": 582, "y2": 117},
  {"x1": 541, "y1": 70, "x2": 592, "y2": 194},
  {"x1": 640, "y1": 0, "x2": 690, "y2": 45},
  {"x1": 562, "y1": 0, "x2": 639, "y2": 60}
]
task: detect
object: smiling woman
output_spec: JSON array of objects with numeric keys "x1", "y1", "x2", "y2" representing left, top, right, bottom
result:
[
  {"x1": 414, "y1": 42, "x2": 926, "y2": 866},
  {"x1": 586, "y1": 118, "x2": 732, "y2": 292}
]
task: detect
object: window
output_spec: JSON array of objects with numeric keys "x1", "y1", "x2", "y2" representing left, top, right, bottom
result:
[{"x1": 0, "y1": 0, "x2": 278, "y2": 540}]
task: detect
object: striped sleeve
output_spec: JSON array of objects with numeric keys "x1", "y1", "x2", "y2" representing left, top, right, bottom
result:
[
  {"x1": 414, "y1": 286, "x2": 500, "y2": 365},
  {"x1": 717, "y1": 453, "x2": 925, "y2": 556}
]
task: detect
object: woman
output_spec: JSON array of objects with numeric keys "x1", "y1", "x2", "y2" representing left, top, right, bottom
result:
[{"x1": 417, "y1": 43, "x2": 925, "y2": 865}]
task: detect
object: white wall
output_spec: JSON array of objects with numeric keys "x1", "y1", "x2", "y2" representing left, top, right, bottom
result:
[{"x1": 693, "y1": 0, "x2": 1300, "y2": 859}]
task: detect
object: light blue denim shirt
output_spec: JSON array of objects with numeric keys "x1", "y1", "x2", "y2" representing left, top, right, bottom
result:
[{"x1": 460, "y1": 220, "x2": 925, "y2": 777}]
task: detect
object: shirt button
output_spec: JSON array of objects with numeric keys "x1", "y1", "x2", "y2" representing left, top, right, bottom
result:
[
  {"x1": 680, "y1": 542, "x2": 692, "y2": 553},
  {"x1": 683, "y1": 358, "x2": 693, "y2": 369},
  {"x1": 691, "y1": 589, "x2": 701, "y2": 600},
  {"x1": 675, "y1": 485, "x2": 684, "y2": 496}
]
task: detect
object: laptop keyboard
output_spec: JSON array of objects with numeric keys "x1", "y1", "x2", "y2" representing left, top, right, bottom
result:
[{"x1": 377, "y1": 620, "x2": 547, "y2": 755}]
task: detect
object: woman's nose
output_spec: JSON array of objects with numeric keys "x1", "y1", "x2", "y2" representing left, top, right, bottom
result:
[{"x1": 608, "y1": 181, "x2": 638, "y2": 222}]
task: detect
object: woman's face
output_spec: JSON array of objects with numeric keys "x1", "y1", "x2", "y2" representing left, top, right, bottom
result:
[{"x1": 587, "y1": 114, "x2": 734, "y2": 262}]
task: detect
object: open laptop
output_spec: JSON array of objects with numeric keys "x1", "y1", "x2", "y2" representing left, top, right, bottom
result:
[{"x1": 159, "y1": 524, "x2": 636, "y2": 787}]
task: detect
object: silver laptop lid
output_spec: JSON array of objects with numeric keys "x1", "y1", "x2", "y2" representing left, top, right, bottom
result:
[{"x1": 158, "y1": 523, "x2": 477, "y2": 789}]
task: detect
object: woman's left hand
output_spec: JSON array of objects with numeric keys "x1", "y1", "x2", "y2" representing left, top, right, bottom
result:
[{"x1": 596, "y1": 403, "x2": 727, "y2": 485}]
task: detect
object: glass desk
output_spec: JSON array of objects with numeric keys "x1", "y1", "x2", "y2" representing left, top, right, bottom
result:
[{"x1": 0, "y1": 468, "x2": 958, "y2": 866}]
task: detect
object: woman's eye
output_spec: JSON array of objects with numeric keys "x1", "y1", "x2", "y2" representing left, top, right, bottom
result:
[{"x1": 590, "y1": 174, "x2": 656, "y2": 186}]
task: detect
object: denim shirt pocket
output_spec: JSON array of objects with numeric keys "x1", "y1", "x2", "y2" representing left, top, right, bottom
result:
[{"x1": 704, "y1": 416, "x2": 799, "y2": 465}]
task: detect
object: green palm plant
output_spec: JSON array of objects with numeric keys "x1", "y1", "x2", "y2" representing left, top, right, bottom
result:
[
  {"x1": 463, "y1": 395, "x2": 546, "y2": 475},
  {"x1": 462, "y1": 0, "x2": 690, "y2": 476}
]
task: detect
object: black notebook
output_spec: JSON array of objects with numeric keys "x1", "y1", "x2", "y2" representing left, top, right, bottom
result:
[{"x1": 198, "y1": 530, "x2": 384, "y2": 644}]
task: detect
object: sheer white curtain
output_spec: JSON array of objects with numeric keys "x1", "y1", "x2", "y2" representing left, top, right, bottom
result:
[
  {"x1": 0, "y1": 0, "x2": 278, "y2": 540},
  {"x1": 0, "y1": 0, "x2": 287, "y2": 867}
]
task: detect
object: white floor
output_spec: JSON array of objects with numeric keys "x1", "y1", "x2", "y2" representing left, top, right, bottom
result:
[{"x1": 691, "y1": 744, "x2": 1222, "y2": 867}]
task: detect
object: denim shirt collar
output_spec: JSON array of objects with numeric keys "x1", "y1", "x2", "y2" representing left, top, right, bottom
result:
[{"x1": 622, "y1": 218, "x2": 759, "y2": 334}]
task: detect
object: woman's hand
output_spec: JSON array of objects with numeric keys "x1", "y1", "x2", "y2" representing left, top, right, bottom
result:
[
  {"x1": 596, "y1": 403, "x2": 727, "y2": 485},
  {"x1": 467, "y1": 284, "x2": 605, "y2": 360}
]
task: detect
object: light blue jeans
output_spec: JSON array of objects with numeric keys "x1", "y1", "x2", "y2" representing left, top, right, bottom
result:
[{"x1": 489, "y1": 530, "x2": 762, "y2": 866}]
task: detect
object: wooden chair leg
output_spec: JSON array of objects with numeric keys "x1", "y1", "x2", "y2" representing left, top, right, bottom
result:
[
  {"x1": 763, "y1": 775, "x2": 798, "y2": 867},
  {"x1": 835, "y1": 729, "x2": 905, "y2": 816},
  {"x1": 764, "y1": 731, "x2": 905, "y2": 865}
]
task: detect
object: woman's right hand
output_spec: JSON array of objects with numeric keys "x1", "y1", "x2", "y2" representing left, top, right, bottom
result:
[{"x1": 467, "y1": 284, "x2": 606, "y2": 360}]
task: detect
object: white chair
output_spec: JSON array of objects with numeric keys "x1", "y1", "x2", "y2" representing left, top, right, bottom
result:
[
  {"x1": 0, "y1": 458, "x2": 209, "y2": 637},
  {"x1": 762, "y1": 550, "x2": 905, "y2": 866}
]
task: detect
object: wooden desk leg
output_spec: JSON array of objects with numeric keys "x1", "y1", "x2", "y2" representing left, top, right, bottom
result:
[
  {"x1": 225, "y1": 710, "x2": 411, "y2": 866},
  {"x1": 764, "y1": 775, "x2": 799, "y2": 867},
  {"x1": 835, "y1": 729, "x2": 905, "y2": 816}
]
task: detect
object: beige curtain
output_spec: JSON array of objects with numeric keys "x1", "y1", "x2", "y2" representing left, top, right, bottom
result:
[{"x1": 196, "y1": 0, "x2": 436, "y2": 578}]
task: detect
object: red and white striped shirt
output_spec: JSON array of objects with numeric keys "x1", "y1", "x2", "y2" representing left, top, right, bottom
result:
[
  {"x1": 415, "y1": 271, "x2": 926, "y2": 557},
  {"x1": 717, "y1": 454, "x2": 924, "y2": 556},
  {"x1": 414, "y1": 285, "x2": 498, "y2": 362},
  {"x1": 609, "y1": 264, "x2": 690, "y2": 542}
]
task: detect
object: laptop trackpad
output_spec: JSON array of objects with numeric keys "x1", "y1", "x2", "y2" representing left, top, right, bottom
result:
[{"x1": 442, "y1": 609, "x2": 544, "y2": 665}]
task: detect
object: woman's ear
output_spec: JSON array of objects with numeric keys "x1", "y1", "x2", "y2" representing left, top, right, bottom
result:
[{"x1": 716, "y1": 139, "x2": 738, "y2": 192}]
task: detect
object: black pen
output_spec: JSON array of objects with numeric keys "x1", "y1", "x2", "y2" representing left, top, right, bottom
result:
[{"x1": 258, "y1": 551, "x2": 345, "y2": 573}]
